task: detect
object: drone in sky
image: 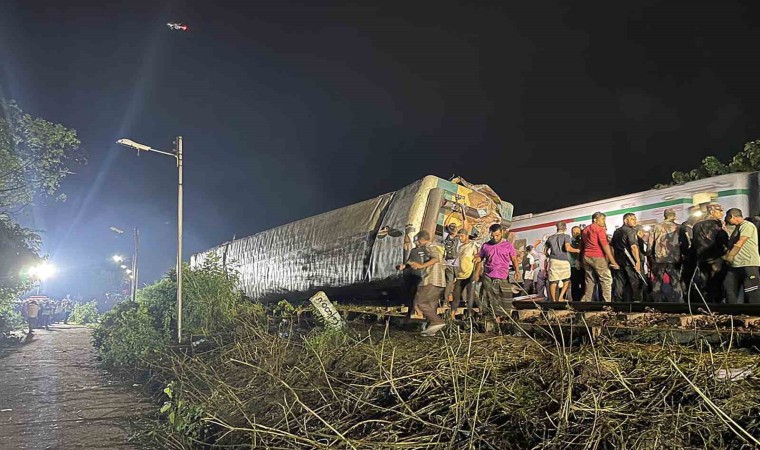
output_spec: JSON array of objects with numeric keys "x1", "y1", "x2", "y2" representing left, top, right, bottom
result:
[{"x1": 167, "y1": 22, "x2": 188, "y2": 31}]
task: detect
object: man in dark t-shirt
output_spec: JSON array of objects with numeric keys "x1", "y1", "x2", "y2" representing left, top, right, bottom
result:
[
  {"x1": 691, "y1": 203, "x2": 728, "y2": 302},
  {"x1": 610, "y1": 213, "x2": 643, "y2": 302}
]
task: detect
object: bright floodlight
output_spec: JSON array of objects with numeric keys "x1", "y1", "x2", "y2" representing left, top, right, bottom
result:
[
  {"x1": 116, "y1": 138, "x2": 153, "y2": 152},
  {"x1": 29, "y1": 262, "x2": 57, "y2": 281},
  {"x1": 112, "y1": 254, "x2": 124, "y2": 263},
  {"x1": 120, "y1": 264, "x2": 128, "y2": 269},
  {"x1": 693, "y1": 210, "x2": 704, "y2": 218},
  {"x1": 643, "y1": 225, "x2": 652, "y2": 232}
]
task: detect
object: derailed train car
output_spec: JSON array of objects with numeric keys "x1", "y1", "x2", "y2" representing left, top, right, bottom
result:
[{"x1": 191, "y1": 175, "x2": 513, "y2": 303}]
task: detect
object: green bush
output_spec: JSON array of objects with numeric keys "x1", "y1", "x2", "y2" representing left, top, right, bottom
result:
[
  {"x1": 93, "y1": 256, "x2": 247, "y2": 368},
  {"x1": 70, "y1": 301, "x2": 100, "y2": 324},
  {"x1": 93, "y1": 300, "x2": 169, "y2": 367}
]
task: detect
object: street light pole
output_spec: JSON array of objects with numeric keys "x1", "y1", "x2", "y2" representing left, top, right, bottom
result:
[
  {"x1": 116, "y1": 136, "x2": 184, "y2": 343},
  {"x1": 132, "y1": 227, "x2": 140, "y2": 303},
  {"x1": 176, "y1": 136, "x2": 183, "y2": 343}
]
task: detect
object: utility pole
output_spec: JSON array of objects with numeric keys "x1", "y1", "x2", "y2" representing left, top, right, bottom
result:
[
  {"x1": 132, "y1": 227, "x2": 140, "y2": 302},
  {"x1": 176, "y1": 136, "x2": 183, "y2": 343}
]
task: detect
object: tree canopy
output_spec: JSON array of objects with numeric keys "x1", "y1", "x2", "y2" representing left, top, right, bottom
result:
[
  {"x1": 660, "y1": 139, "x2": 760, "y2": 187},
  {"x1": 0, "y1": 99, "x2": 84, "y2": 212}
]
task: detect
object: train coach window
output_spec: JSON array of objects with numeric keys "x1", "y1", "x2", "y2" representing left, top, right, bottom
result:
[{"x1": 692, "y1": 192, "x2": 717, "y2": 205}]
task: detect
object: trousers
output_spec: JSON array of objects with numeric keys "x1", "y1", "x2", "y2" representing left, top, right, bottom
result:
[{"x1": 582, "y1": 257, "x2": 612, "y2": 302}]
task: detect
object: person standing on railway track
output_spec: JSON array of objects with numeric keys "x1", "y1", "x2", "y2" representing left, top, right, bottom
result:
[
  {"x1": 568, "y1": 226, "x2": 584, "y2": 301},
  {"x1": 442, "y1": 223, "x2": 460, "y2": 305},
  {"x1": 611, "y1": 213, "x2": 644, "y2": 302},
  {"x1": 473, "y1": 223, "x2": 522, "y2": 317},
  {"x1": 450, "y1": 228, "x2": 479, "y2": 318},
  {"x1": 396, "y1": 230, "x2": 447, "y2": 336},
  {"x1": 648, "y1": 208, "x2": 685, "y2": 302},
  {"x1": 581, "y1": 212, "x2": 619, "y2": 302},
  {"x1": 691, "y1": 203, "x2": 729, "y2": 302},
  {"x1": 545, "y1": 222, "x2": 579, "y2": 301},
  {"x1": 723, "y1": 208, "x2": 760, "y2": 304}
]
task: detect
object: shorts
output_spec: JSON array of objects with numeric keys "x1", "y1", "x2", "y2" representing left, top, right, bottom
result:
[{"x1": 548, "y1": 259, "x2": 571, "y2": 282}]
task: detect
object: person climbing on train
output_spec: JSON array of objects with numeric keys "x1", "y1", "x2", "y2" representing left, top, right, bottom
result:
[
  {"x1": 473, "y1": 223, "x2": 522, "y2": 317},
  {"x1": 449, "y1": 228, "x2": 479, "y2": 318},
  {"x1": 691, "y1": 203, "x2": 729, "y2": 302},
  {"x1": 611, "y1": 213, "x2": 644, "y2": 302},
  {"x1": 648, "y1": 208, "x2": 684, "y2": 302},
  {"x1": 396, "y1": 230, "x2": 447, "y2": 336},
  {"x1": 723, "y1": 208, "x2": 760, "y2": 304},
  {"x1": 581, "y1": 212, "x2": 619, "y2": 302},
  {"x1": 544, "y1": 221, "x2": 579, "y2": 301}
]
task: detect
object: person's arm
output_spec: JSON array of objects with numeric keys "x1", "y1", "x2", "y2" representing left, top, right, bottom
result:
[
  {"x1": 631, "y1": 243, "x2": 641, "y2": 272},
  {"x1": 600, "y1": 232, "x2": 619, "y2": 268},
  {"x1": 725, "y1": 224, "x2": 750, "y2": 262},
  {"x1": 511, "y1": 254, "x2": 523, "y2": 282},
  {"x1": 411, "y1": 246, "x2": 442, "y2": 269},
  {"x1": 565, "y1": 242, "x2": 580, "y2": 254}
]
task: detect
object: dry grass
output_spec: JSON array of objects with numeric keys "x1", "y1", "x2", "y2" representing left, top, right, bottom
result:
[{"x1": 146, "y1": 313, "x2": 760, "y2": 449}]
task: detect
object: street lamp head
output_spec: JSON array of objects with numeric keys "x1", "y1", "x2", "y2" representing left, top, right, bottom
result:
[
  {"x1": 120, "y1": 264, "x2": 128, "y2": 269},
  {"x1": 112, "y1": 254, "x2": 124, "y2": 263},
  {"x1": 117, "y1": 138, "x2": 152, "y2": 152}
]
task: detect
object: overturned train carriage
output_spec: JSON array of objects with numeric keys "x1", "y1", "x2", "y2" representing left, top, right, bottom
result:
[{"x1": 191, "y1": 175, "x2": 513, "y2": 303}]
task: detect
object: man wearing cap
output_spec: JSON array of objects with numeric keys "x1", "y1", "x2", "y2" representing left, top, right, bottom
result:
[
  {"x1": 723, "y1": 208, "x2": 760, "y2": 304},
  {"x1": 648, "y1": 208, "x2": 685, "y2": 302},
  {"x1": 474, "y1": 223, "x2": 522, "y2": 316},
  {"x1": 691, "y1": 202, "x2": 729, "y2": 301},
  {"x1": 396, "y1": 230, "x2": 447, "y2": 336}
]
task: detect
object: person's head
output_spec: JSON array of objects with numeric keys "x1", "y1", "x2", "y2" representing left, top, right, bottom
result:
[
  {"x1": 591, "y1": 212, "x2": 607, "y2": 227},
  {"x1": 571, "y1": 225, "x2": 581, "y2": 238},
  {"x1": 446, "y1": 222, "x2": 458, "y2": 235},
  {"x1": 489, "y1": 223, "x2": 503, "y2": 242},
  {"x1": 457, "y1": 228, "x2": 470, "y2": 244},
  {"x1": 725, "y1": 208, "x2": 744, "y2": 226},
  {"x1": 526, "y1": 245, "x2": 533, "y2": 252},
  {"x1": 707, "y1": 203, "x2": 724, "y2": 220},
  {"x1": 415, "y1": 230, "x2": 431, "y2": 246},
  {"x1": 664, "y1": 208, "x2": 676, "y2": 221},
  {"x1": 556, "y1": 221, "x2": 567, "y2": 233},
  {"x1": 623, "y1": 213, "x2": 637, "y2": 227}
]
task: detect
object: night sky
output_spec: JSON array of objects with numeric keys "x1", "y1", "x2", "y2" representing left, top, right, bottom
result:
[{"x1": 2, "y1": 0, "x2": 760, "y2": 297}]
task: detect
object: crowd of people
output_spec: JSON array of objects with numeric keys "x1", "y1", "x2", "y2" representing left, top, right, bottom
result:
[
  {"x1": 398, "y1": 202, "x2": 760, "y2": 335},
  {"x1": 19, "y1": 296, "x2": 74, "y2": 334}
]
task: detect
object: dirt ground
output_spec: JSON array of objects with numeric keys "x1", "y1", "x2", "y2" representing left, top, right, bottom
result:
[{"x1": 0, "y1": 324, "x2": 152, "y2": 449}]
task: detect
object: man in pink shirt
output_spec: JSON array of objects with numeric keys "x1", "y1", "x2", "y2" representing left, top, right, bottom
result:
[
  {"x1": 581, "y1": 212, "x2": 619, "y2": 302},
  {"x1": 474, "y1": 223, "x2": 522, "y2": 316}
]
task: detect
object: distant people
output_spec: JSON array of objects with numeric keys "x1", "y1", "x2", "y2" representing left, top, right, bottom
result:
[
  {"x1": 545, "y1": 222, "x2": 579, "y2": 301},
  {"x1": 723, "y1": 208, "x2": 760, "y2": 304},
  {"x1": 25, "y1": 299, "x2": 39, "y2": 334},
  {"x1": 568, "y1": 226, "x2": 584, "y2": 301},
  {"x1": 691, "y1": 203, "x2": 729, "y2": 302},
  {"x1": 450, "y1": 229, "x2": 479, "y2": 318},
  {"x1": 474, "y1": 224, "x2": 522, "y2": 317},
  {"x1": 38, "y1": 299, "x2": 52, "y2": 330},
  {"x1": 648, "y1": 208, "x2": 684, "y2": 302},
  {"x1": 611, "y1": 213, "x2": 643, "y2": 302},
  {"x1": 523, "y1": 245, "x2": 537, "y2": 294},
  {"x1": 396, "y1": 230, "x2": 447, "y2": 336},
  {"x1": 581, "y1": 212, "x2": 619, "y2": 302},
  {"x1": 442, "y1": 223, "x2": 460, "y2": 304}
]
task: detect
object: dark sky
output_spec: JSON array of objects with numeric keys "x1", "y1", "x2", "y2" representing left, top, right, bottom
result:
[{"x1": 2, "y1": 0, "x2": 760, "y2": 297}]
